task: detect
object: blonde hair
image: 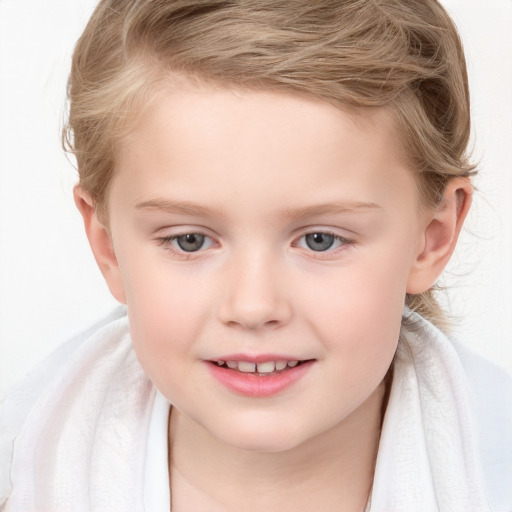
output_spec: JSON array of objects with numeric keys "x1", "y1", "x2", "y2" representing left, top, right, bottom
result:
[{"x1": 64, "y1": 0, "x2": 475, "y2": 329}]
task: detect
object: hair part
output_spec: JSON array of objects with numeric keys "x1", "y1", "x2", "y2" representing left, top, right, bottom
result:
[{"x1": 64, "y1": 0, "x2": 475, "y2": 330}]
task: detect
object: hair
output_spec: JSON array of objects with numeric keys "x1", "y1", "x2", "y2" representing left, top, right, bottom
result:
[{"x1": 64, "y1": 0, "x2": 475, "y2": 330}]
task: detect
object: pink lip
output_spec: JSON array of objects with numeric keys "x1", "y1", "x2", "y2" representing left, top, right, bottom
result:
[
  {"x1": 211, "y1": 353, "x2": 305, "y2": 364},
  {"x1": 206, "y1": 359, "x2": 314, "y2": 398}
]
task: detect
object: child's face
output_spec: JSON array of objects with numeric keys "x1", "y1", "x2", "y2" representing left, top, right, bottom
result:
[{"x1": 105, "y1": 85, "x2": 429, "y2": 452}]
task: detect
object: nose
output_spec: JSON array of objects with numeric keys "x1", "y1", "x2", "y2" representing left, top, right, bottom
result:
[{"x1": 217, "y1": 251, "x2": 293, "y2": 330}]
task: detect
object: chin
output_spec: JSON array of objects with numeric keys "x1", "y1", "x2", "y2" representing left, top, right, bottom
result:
[{"x1": 212, "y1": 421, "x2": 310, "y2": 453}]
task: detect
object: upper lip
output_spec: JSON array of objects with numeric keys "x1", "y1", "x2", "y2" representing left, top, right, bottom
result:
[{"x1": 207, "y1": 353, "x2": 312, "y2": 363}]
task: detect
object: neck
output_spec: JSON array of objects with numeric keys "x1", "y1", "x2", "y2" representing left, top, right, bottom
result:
[{"x1": 169, "y1": 383, "x2": 385, "y2": 512}]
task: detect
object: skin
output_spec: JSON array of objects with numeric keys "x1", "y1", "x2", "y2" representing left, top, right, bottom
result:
[{"x1": 75, "y1": 84, "x2": 471, "y2": 511}]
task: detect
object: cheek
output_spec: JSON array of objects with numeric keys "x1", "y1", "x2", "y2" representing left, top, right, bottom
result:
[
  {"x1": 118, "y1": 255, "x2": 213, "y2": 383},
  {"x1": 298, "y1": 249, "x2": 410, "y2": 370}
]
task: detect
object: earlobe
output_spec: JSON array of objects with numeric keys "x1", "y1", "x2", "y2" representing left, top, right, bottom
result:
[
  {"x1": 406, "y1": 178, "x2": 473, "y2": 294},
  {"x1": 73, "y1": 186, "x2": 127, "y2": 304}
]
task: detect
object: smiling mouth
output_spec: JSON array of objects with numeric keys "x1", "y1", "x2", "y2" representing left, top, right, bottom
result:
[
  {"x1": 207, "y1": 358, "x2": 315, "y2": 396},
  {"x1": 210, "y1": 359, "x2": 310, "y2": 376}
]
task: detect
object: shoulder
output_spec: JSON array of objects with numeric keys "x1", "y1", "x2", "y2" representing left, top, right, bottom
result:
[
  {"x1": 454, "y1": 340, "x2": 512, "y2": 406},
  {"x1": 0, "y1": 307, "x2": 130, "y2": 507},
  {"x1": 0, "y1": 307, "x2": 129, "y2": 431},
  {"x1": 453, "y1": 342, "x2": 512, "y2": 511},
  {"x1": 399, "y1": 311, "x2": 512, "y2": 510}
]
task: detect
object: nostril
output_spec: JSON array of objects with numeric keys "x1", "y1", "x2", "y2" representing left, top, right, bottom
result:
[
  {"x1": 217, "y1": 277, "x2": 293, "y2": 330},
  {"x1": 224, "y1": 317, "x2": 283, "y2": 331}
]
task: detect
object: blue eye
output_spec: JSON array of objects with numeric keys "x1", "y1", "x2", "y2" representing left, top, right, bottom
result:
[
  {"x1": 296, "y1": 232, "x2": 353, "y2": 253},
  {"x1": 174, "y1": 233, "x2": 207, "y2": 252},
  {"x1": 158, "y1": 232, "x2": 214, "y2": 254},
  {"x1": 304, "y1": 233, "x2": 336, "y2": 251}
]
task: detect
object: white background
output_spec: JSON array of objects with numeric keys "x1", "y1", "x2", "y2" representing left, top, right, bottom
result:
[{"x1": 0, "y1": 0, "x2": 511, "y2": 396}]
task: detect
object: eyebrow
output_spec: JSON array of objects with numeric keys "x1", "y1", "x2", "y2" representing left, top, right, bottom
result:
[
  {"x1": 135, "y1": 199, "x2": 224, "y2": 217},
  {"x1": 135, "y1": 198, "x2": 381, "y2": 219},
  {"x1": 279, "y1": 201, "x2": 382, "y2": 219}
]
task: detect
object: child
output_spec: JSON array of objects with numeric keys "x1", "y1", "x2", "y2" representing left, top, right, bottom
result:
[{"x1": 1, "y1": 0, "x2": 511, "y2": 510}]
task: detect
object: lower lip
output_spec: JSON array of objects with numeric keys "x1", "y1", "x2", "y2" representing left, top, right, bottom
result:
[{"x1": 206, "y1": 361, "x2": 314, "y2": 397}]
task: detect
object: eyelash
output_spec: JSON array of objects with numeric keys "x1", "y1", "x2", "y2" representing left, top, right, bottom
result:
[
  {"x1": 156, "y1": 230, "x2": 355, "y2": 259},
  {"x1": 156, "y1": 232, "x2": 216, "y2": 260},
  {"x1": 293, "y1": 231, "x2": 355, "y2": 257}
]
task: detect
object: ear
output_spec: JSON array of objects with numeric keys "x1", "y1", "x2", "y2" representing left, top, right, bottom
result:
[
  {"x1": 406, "y1": 177, "x2": 472, "y2": 294},
  {"x1": 73, "y1": 186, "x2": 127, "y2": 304}
]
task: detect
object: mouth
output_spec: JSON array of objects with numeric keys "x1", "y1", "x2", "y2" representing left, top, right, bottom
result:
[
  {"x1": 206, "y1": 357, "x2": 315, "y2": 397},
  {"x1": 210, "y1": 359, "x2": 308, "y2": 376}
]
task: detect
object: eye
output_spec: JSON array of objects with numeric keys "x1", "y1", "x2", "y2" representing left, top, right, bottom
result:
[
  {"x1": 174, "y1": 233, "x2": 207, "y2": 252},
  {"x1": 158, "y1": 232, "x2": 215, "y2": 254},
  {"x1": 304, "y1": 233, "x2": 335, "y2": 251},
  {"x1": 295, "y1": 232, "x2": 353, "y2": 252}
]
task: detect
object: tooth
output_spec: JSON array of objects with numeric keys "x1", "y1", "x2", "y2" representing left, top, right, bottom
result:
[
  {"x1": 238, "y1": 361, "x2": 256, "y2": 373},
  {"x1": 226, "y1": 361, "x2": 238, "y2": 369},
  {"x1": 256, "y1": 361, "x2": 275, "y2": 373},
  {"x1": 217, "y1": 360, "x2": 225, "y2": 366},
  {"x1": 275, "y1": 361, "x2": 287, "y2": 371},
  {"x1": 287, "y1": 361, "x2": 298, "y2": 368}
]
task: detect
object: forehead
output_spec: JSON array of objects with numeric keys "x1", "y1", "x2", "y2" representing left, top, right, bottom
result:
[{"x1": 111, "y1": 84, "x2": 419, "y2": 217}]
